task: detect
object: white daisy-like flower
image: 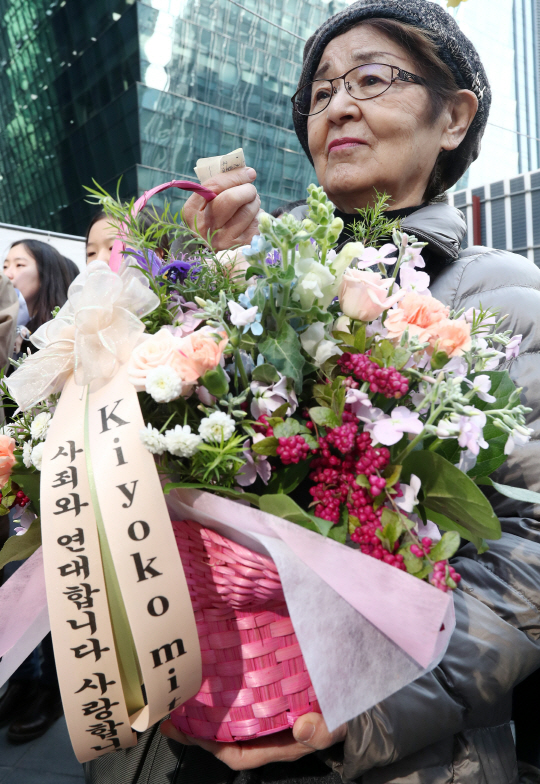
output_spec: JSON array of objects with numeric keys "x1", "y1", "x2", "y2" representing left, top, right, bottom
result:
[
  {"x1": 139, "y1": 423, "x2": 166, "y2": 455},
  {"x1": 30, "y1": 411, "x2": 52, "y2": 441},
  {"x1": 22, "y1": 441, "x2": 33, "y2": 468},
  {"x1": 164, "y1": 425, "x2": 202, "y2": 458},
  {"x1": 145, "y1": 365, "x2": 183, "y2": 404},
  {"x1": 0, "y1": 424, "x2": 14, "y2": 438},
  {"x1": 198, "y1": 411, "x2": 236, "y2": 443},
  {"x1": 31, "y1": 442, "x2": 45, "y2": 471}
]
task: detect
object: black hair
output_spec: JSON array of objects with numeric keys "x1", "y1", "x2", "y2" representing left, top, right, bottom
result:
[
  {"x1": 10, "y1": 239, "x2": 80, "y2": 332},
  {"x1": 271, "y1": 199, "x2": 307, "y2": 219}
]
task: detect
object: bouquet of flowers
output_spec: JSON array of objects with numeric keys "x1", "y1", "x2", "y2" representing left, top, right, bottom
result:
[{"x1": 0, "y1": 182, "x2": 536, "y2": 756}]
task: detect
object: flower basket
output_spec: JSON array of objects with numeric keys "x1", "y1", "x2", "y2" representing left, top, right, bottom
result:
[
  {"x1": 0, "y1": 171, "x2": 534, "y2": 765},
  {"x1": 170, "y1": 519, "x2": 320, "y2": 741}
]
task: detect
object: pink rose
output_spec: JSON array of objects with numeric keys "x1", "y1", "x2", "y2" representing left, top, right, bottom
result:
[
  {"x1": 385, "y1": 292, "x2": 449, "y2": 343},
  {"x1": 174, "y1": 328, "x2": 228, "y2": 384},
  {"x1": 430, "y1": 318, "x2": 472, "y2": 357},
  {"x1": 127, "y1": 328, "x2": 180, "y2": 391},
  {"x1": 338, "y1": 269, "x2": 404, "y2": 322},
  {"x1": 0, "y1": 435, "x2": 16, "y2": 487}
]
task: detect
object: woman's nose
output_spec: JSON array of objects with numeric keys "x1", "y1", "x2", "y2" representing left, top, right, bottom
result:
[
  {"x1": 3, "y1": 268, "x2": 14, "y2": 281},
  {"x1": 326, "y1": 81, "x2": 362, "y2": 123}
]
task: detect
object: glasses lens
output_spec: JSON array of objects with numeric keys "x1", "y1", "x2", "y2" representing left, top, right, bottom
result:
[
  {"x1": 293, "y1": 80, "x2": 333, "y2": 116},
  {"x1": 346, "y1": 64, "x2": 393, "y2": 99}
]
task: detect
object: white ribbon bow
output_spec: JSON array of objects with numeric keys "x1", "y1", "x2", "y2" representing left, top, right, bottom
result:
[{"x1": 7, "y1": 261, "x2": 159, "y2": 411}]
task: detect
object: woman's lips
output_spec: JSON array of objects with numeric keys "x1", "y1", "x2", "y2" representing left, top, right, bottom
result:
[{"x1": 328, "y1": 138, "x2": 367, "y2": 153}]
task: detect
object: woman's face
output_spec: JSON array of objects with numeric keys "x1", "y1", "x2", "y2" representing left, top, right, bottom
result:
[
  {"x1": 307, "y1": 26, "x2": 472, "y2": 212},
  {"x1": 86, "y1": 218, "x2": 117, "y2": 264},
  {"x1": 3, "y1": 244, "x2": 40, "y2": 310}
]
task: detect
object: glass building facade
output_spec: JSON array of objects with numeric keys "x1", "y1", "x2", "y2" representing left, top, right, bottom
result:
[
  {"x1": 433, "y1": 0, "x2": 540, "y2": 190},
  {"x1": 0, "y1": 0, "x2": 344, "y2": 236}
]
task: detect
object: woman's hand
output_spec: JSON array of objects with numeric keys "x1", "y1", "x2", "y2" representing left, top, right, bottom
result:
[
  {"x1": 160, "y1": 712, "x2": 345, "y2": 771},
  {"x1": 183, "y1": 168, "x2": 261, "y2": 252}
]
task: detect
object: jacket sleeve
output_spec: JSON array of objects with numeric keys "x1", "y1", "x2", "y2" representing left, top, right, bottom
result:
[
  {"x1": 0, "y1": 275, "x2": 18, "y2": 370},
  {"x1": 335, "y1": 250, "x2": 540, "y2": 780}
]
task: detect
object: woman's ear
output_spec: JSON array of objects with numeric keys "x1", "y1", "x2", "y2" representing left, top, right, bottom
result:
[{"x1": 441, "y1": 90, "x2": 478, "y2": 151}]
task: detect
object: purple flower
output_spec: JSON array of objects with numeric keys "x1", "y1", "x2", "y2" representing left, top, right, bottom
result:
[
  {"x1": 127, "y1": 247, "x2": 163, "y2": 276},
  {"x1": 456, "y1": 412, "x2": 488, "y2": 456},
  {"x1": 506, "y1": 334, "x2": 522, "y2": 360},
  {"x1": 371, "y1": 406, "x2": 423, "y2": 446},
  {"x1": 236, "y1": 436, "x2": 272, "y2": 487},
  {"x1": 161, "y1": 255, "x2": 201, "y2": 284}
]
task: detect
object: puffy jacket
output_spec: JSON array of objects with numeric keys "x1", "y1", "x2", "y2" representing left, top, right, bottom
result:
[
  {"x1": 85, "y1": 203, "x2": 540, "y2": 784},
  {"x1": 320, "y1": 202, "x2": 540, "y2": 784}
]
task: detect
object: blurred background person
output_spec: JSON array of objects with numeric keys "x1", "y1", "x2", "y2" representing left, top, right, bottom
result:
[{"x1": 0, "y1": 238, "x2": 78, "y2": 745}]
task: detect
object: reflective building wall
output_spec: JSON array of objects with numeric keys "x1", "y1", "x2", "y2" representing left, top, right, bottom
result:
[{"x1": 0, "y1": 0, "x2": 343, "y2": 236}]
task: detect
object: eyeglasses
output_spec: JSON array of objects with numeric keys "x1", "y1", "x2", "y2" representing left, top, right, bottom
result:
[{"x1": 291, "y1": 63, "x2": 427, "y2": 117}]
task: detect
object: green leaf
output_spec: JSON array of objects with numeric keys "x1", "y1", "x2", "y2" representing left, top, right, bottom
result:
[
  {"x1": 477, "y1": 477, "x2": 540, "y2": 506},
  {"x1": 269, "y1": 402, "x2": 289, "y2": 420},
  {"x1": 370, "y1": 338, "x2": 394, "y2": 365},
  {"x1": 273, "y1": 419, "x2": 306, "y2": 438},
  {"x1": 400, "y1": 546, "x2": 424, "y2": 574},
  {"x1": 422, "y1": 508, "x2": 487, "y2": 553},
  {"x1": 401, "y1": 451, "x2": 501, "y2": 541},
  {"x1": 265, "y1": 458, "x2": 313, "y2": 495},
  {"x1": 251, "y1": 436, "x2": 279, "y2": 456},
  {"x1": 383, "y1": 464, "x2": 402, "y2": 488},
  {"x1": 327, "y1": 504, "x2": 347, "y2": 543},
  {"x1": 381, "y1": 513, "x2": 404, "y2": 549},
  {"x1": 11, "y1": 472, "x2": 40, "y2": 516},
  {"x1": 252, "y1": 364, "x2": 280, "y2": 385},
  {"x1": 332, "y1": 330, "x2": 356, "y2": 348},
  {"x1": 200, "y1": 365, "x2": 229, "y2": 397},
  {"x1": 245, "y1": 265, "x2": 264, "y2": 280},
  {"x1": 0, "y1": 517, "x2": 42, "y2": 569},
  {"x1": 259, "y1": 323, "x2": 305, "y2": 393},
  {"x1": 393, "y1": 348, "x2": 411, "y2": 370},
  {"x1": 308, "y1": 407, "x2": 340, "y2": 428},
  {"x1": 467, "y1": 425, "x2": 509, "y2": 478},
  {"x1": 353, "y1": 323, "x2": 366, "y2": 353},
  {"x1": 259, "y1": 494, "x2": 333, "y2": 536},
  {"x1": 163, "y1": 482, "x2": 260, "y2": 507},
  {"x1": 430, "y1": 350, "x2": 450, "y2": 370},
  {"x1": 471, "y1": 370, "x2": 518, "y2": 412},
  {"x1": 429, "y1": 531, "x2": 460, "y2": 562},
  {"x1": 355, "y1": 473, "x2": 371, "y2": 489}
]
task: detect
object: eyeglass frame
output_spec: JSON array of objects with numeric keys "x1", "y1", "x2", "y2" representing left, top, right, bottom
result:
[{"x1": 291, "y1": 63, "x2": 427, "y2": 117}]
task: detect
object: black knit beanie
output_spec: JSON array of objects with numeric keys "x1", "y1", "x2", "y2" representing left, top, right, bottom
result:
[{"x1": 293, "y1": 0, "x2": 491, "y2": 192}]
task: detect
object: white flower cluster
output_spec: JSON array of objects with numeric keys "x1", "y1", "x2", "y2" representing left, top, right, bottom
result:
[
  {"x1": 139, "y1": 411, "x2": 236, "y2": 457},
  {"x1": 22, "y1": 411, "x2": 52, "y2": 471}
]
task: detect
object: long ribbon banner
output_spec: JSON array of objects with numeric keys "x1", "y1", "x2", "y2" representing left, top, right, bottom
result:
[{"x1": 40, "y1": 372, "x2": 202, "y2": 763}]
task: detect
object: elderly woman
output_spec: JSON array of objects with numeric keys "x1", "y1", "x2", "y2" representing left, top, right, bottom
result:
[{"x1": 86, "y1": 2, "x2": 540, "y2": 783}]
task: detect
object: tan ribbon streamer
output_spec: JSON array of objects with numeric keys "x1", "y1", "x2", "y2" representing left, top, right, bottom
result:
[
  {"x1": 87, "y1": 365, "x2": 201, "y2": 731},
  {"x1": 41, "y1": 376, "x2": 136, "y2": 762},
  {"x1": 41, "y1": 370, "x2": 202, "y2": 762}
]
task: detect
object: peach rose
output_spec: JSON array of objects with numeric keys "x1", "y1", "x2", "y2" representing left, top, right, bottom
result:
[
  {"x1": 127, "y1": 328, "x2": 180, "y2": 391},
  {"x1": 174, "y1": 328, "x2": 228, "y2": 384},
  {"x1": 430, "y1": 318, "x2": 472, "y2": 357},
  {"x1": 338, "y1": 269, "x2": 404, "y2": 322},
  {"x1": 385, "y1": 292, "x2": 449, "y2": 343},
  {"x1": 0, "y1": 435, "x2": 16, "y2": 488}
]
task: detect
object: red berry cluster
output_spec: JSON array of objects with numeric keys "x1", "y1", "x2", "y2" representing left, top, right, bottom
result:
[
  {"x1": 430, "y1": 561, "x2": 461, "y2": 592},
  {"x1": 276, "y1": 435, "x2": 311, "y2": 465},
  {"x1": 0, "y1": 488, "x2": 30, "y2": 509},
  {"x1": 338, "y1": 352, "x2": 409, "y2": 398}
]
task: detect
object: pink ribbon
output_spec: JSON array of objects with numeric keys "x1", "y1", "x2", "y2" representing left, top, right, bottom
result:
[{"x1": 109, "y1": 180, "x2": 217, "y2": 272}]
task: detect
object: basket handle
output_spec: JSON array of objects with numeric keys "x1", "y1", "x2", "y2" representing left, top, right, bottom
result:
[{"x1": 108, "y1": 180, "x2": 216, "y2": 272}]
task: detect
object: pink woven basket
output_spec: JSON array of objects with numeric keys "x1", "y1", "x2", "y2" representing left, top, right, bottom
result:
[{"x1": 170, "y1": 519, "x2": 320, "y2": 742}]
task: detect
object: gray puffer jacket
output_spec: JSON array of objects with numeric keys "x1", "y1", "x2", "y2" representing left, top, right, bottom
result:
[{"x1": 322, "y1": 202, "x2": 540, "y2": 784}]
